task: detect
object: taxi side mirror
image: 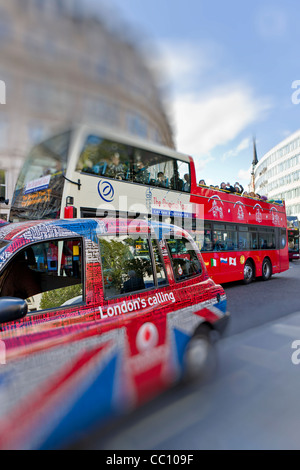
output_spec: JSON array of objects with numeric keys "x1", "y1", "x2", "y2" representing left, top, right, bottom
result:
[{"x1": 0, "y1": 298, "x2": 28, "y2": 324}]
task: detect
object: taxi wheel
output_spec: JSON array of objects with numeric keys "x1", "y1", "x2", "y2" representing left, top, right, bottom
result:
[
  {"x1": 183, "y1": 325, "x2": 217, "y2": 383},
  {"x1": 243, "y1": 260, "x2": 254, "y2": 284},
  {"x1": 262, "y1": 258, "x2": 272, "y2": 281}
]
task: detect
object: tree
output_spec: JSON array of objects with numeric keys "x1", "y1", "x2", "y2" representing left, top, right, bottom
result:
[{"x1": 40, "y1": 284, "x2": 82, "y2": 310}]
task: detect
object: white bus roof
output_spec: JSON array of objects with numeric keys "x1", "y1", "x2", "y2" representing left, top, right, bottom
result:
[{"x1": 69, "y1": 123, "x2": 192, "y2": 163}]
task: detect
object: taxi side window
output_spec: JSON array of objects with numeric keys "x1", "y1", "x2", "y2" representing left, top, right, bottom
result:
[
  {"x1": 0, "y1": 239, "x2": 83, "y2": 314},
  {"x1": 166, "y1": 237, "x2": 202, "y2": 282},
  {"x1": 98, "y1": 234, "x2": 155, "y2": 298}
]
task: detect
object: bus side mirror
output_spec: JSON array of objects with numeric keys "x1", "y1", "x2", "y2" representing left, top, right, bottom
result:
[{"x1": 0, "y1": 298, "x2": 28, "y2": 324}]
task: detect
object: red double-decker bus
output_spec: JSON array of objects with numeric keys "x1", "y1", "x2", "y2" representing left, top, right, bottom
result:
[
  {"x1": 191, "y1": 186, "x2": 289, "y2": 284},
  {"x1": 10, "y1": 124, "x2": 289, "y2": 285}
]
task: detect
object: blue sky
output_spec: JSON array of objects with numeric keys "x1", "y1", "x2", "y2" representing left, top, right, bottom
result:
[{"x1": 88, "y1": 0, "x2": 300, "y2": 188}]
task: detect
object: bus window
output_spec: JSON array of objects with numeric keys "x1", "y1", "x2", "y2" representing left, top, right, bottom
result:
[
  {"x1": 177, "y1": 160, "x2": 190, "y2": 192},
  {"x1": 250, "y1": 232, "x2": 258, "y2": 249},
  {"x1": 10, "y1": 131, "x2": 71, "y2": 223},
  {"x1": 77, "y1": 136, "x2": 131, "y2": 181},
  {"x1": 77, "y1": 135, "x2": 191, "y2": 193},
  {"x1": 259, "y1": 232, "x2": 276, "y2": 249},
  {"x1": 133, "y1": 148, "x2": 175, "y2": 189},
  {"x1": 238, "y1": 231, "x2": 251, "y2": 250},
  {"x1": 213, "y1": 226, "x2": 237, "y2": 251},
  {"x1": 202, "y1": 228, "x2": 213, "y2": 252}
]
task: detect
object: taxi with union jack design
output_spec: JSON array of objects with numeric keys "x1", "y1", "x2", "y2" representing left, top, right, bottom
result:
[{"x1": 0, "y1": 217, "x2": 229, "y2": 449}]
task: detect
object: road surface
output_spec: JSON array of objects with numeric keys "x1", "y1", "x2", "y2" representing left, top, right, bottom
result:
[{"x1": 76, "y1": 261, "x2": 300, "y2": 450}]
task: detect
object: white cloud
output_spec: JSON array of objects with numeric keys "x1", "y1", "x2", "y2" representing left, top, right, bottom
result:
[
  {"x1": 151, "y1": 43, "x2": 199, "y2": 81},
  {"x1": 222, "y1": 137, "x2": 251, "y2": 161},
  {"x1": 193, "y1": 154, "x2": 215, "y2": 183},
  {"x1": 148, "y1": 40, "x2": 220, "y2": 93},
  {"x1": 173, "y1": 84, "x2": 271, "y2": 158},
  {"x1": 238, "y1": 168, "x2": 252, "y2": 185},
  {"x1": 151, "y1": 40, "x2": 272, "y2": 184}
]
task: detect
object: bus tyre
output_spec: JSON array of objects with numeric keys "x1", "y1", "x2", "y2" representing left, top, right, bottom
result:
[
  {"x1": 243, "y1": 260, "x2": 254, "y2": 284},
  {"x1": 183, "y1": 325, "x2": 217, "y2": 383},
  {"x1": 262, "y1": 258, "x2": 272, "y2": 281}
]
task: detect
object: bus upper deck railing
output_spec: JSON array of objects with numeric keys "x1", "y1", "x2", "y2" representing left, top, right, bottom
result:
[{"x1": 197, "y1": 184, "x2": 284, "y2": 206}]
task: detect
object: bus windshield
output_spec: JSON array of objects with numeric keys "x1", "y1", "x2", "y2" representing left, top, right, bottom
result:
[
  {"x1": 10, "y1": 131, "x2": 71, "y2": 222},
  {"x1": 288, "y1": 230, "x2": 299, "y2": 252}
]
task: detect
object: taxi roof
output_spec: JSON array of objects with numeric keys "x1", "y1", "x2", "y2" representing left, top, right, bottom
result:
[{"x1": 0, "y1": 218, "x2": 188, "y2": 243}]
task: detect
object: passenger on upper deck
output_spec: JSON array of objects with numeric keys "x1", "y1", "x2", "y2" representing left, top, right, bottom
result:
[
  {"x1": 199, "y1": 179, "x2": 206, "y2": 186},
  {"x1": 234, "y1": 182, "x2": 244, "y2": 195},
  {"x1": 220, "y1": 182, "x2": 235, "y2": 193},
  {"x1": 134, "y1": 159, "x2": 150, "y2": 184},
  {"x1": 156, "y1": 172, "x2": 168, "y2": 188},
  {"x1": 107, "y1": 153, "x2": 127, "y2": 180},
  {"x1": 170, "y1": 171, "x2": 184, "y2": 191},
  {"x1": 183, "y1": 174, "x2": 191, "y2": 192}
]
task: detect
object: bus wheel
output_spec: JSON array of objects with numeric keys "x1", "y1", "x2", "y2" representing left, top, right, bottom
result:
[
  {"x1": 262, "y1": 258, "x2": 272, "y2": 281},
  {"x1": 183, "y1": 325, "x2": 217, "y2": 383},
  {"x1": 243, "y1": 260, "x2": 254, "y2": 284}
]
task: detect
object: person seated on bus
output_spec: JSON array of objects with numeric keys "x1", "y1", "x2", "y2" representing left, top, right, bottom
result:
[
  {"x1": 170, "y1": 171, "x2": 184, "y2": 191},
  {"x1": 199, "y1": 179, "x2": 206, "y2": 186},
  {"x1": 183, "y1": 174, "x2": 191, "y2": 192},
  {"x1": 156, "y1": 172, "x2": 168, "y2": 188},
  {"x1": 134, "y1": 160, "x2": 150, "y2": 184},
  {"x1": 202, "y1": 236, "x2": 213, "y2": 252},
  {"x1": 213, "y1": 239, "x2": 224, "y2": 251},
  {"x1": 234, "y1": 182, "x2": 244, "y2": 195},
  {"x1": 122, "y1": 270, "x2": 145, "y2": 294},
  {"x1": 226, "y1": 239, "x2": 234, "y2": 250},
  {"x1": 261, "y1": 239, "x2": 267, "y2": 249},
  {"x1": 107, "y1": 152, "x2": 127, "y2": 180}
]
